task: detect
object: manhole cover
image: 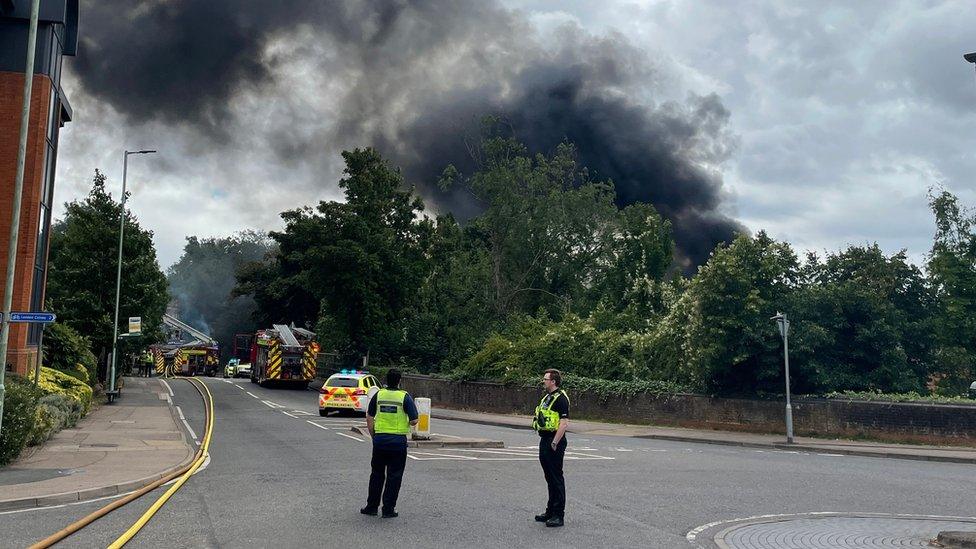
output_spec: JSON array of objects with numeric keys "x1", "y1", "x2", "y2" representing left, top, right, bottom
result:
[{"x1": 689, "y1": 514, "x2": 976, "y2": 548}]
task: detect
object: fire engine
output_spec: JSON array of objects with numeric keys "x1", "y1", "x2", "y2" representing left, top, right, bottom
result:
[
  {"x1": 238, "y1": 324, "x2": 319, "y2": 388},
  {"x1": 150, "y1": 314, "x2": 219, "y2": 376}
]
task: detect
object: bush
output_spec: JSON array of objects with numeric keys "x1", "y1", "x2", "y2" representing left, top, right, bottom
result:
[
  {"x1": 28, "y1": 393, "x2": 85, "y2": 446},
  {"x1": 0, "y1": 375, "x2": 40, "y2": 466},
  {"x1": 43, "y1": 322, "x2": 97, "y2": 385},
  {"x1": 456, "y1": 314, "x2": 653, "y2": 383},
  {"x1": 35, "y1": 366, "x2": 92, "y2": 415}
]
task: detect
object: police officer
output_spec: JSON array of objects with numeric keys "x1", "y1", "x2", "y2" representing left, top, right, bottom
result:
[
  {"x1": 533, "y1": 368, "x2": 570, "y2": 527},
  {"x1": 361, "y1": 368, "x2": 418, "y2": 518}
]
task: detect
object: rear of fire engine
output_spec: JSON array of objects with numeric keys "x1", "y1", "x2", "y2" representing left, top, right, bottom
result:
[{"x1": 248, "y1": 324, "x2": 319, "y2": 388}]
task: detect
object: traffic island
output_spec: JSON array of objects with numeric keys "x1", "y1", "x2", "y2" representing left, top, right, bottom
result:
[
  {"x1": 349, "y1": 426, "x2": 504, "y2": 448},
  {"x1": 935, "y1": 531, "x2": 976, "y2": 548}
]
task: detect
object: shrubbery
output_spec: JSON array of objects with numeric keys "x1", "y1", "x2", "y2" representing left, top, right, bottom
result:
[
  {"x1": 29, "y1": 393, "x2": 86, "y2": 446},
  {"x1": 43, "y1": 322, "x2": 96, "y2": 385},
  {"x1": 0, "y1": 375, "x2": 40, "y2": 466},
  {"x1": 35, "y1": 366, "x2": 92, "y2": 414}
]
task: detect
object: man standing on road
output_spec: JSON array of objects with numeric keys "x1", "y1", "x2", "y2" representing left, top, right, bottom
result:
[
  {"x1": 533, "y1": 368, "x2": 570, "y2": 527},
  {"x1": 361, "y1": 368, "x2": 419, "y2": 519}
]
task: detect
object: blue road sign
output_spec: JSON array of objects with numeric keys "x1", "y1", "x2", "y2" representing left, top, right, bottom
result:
[{"x1": 9, "y1": 312, "x2": 56, "y2": 323}]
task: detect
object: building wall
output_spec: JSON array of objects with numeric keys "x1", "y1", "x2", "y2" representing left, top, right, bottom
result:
[
  {"x1": 0, "y1": 71, "x2": 52, "y2": 374},
  {"x1": 401, "y1": 374, "x2": 976, "y2": 446}
]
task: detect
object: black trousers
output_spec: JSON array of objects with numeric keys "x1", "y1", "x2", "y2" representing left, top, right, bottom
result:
[
  {"x1": 538, "y1": 435, "x2": 567, "y2": 517},
  {"x1": 366, "y1": 446, "x2": 407, "y2": 513}
]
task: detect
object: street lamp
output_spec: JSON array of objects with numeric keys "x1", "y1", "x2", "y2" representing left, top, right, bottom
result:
[
  {"x1": 966, "y1": 53, "x2": 976, "y2": 86},
  {"x1": 108, "y1": 150, "x2": 156, "y2": 402},
  {"x1": 770, "y1": 312, "x2": 794, "y2": 444}
]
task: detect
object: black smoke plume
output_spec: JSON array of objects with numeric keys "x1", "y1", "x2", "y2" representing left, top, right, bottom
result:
[{"x1": 71, "y1": 0, "x2": 743, "y2": 268}]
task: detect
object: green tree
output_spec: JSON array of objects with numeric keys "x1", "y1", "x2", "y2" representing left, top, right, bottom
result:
[
  {"x1": 927, "y1": 190, "x2": 976, "y2": 394},
  {"x1": 667, "y1": 232, "x2": 799, "y2": 394},
  {"x1": 442, "y1": 131, "x2": 673, "y2": 320},
  {"x1": 46, "y1": 170, "x2": 168, "y2": 378},
  {"x1": 237, "y1": 149, "x2": 435, "y2": 360},
  {"x1": 789, "y1": 246, "x2": 935, "y2": 394},
  {"x1": 42, "y1": 322, "x2": 97, "y2": 385},
  {"x1": 167, "y1": 231, "x2": 273, "y2": 360}
]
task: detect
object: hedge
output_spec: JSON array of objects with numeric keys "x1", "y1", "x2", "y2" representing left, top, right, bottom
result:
[
  {"x1": 35, "y1": 366, "x2": 92, "y2": 414},
  {"x1": 0, "y1": 375, "x2": 41, "y2": 466}
]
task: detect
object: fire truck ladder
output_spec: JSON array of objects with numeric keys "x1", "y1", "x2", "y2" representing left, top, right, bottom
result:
[{"x1": 162, "y1": 314, "x2": 216, "y2": 346}]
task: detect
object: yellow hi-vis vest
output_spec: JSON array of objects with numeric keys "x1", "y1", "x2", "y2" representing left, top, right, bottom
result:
[
  {"x1": 374, "y1": 389, "x2": 410, "y2": 435},
  {"x1": 532, "y1": 389, "x2": 569, "y2": 432}
]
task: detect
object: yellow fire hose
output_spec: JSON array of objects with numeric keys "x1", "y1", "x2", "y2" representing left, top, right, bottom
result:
[{"x1": 29, "y1": 377, "x2": 215, "y2": 548}]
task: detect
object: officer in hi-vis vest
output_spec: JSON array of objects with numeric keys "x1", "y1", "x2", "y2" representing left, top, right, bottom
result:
[
  {"x1": 361, "y1": 369, "x2": 418, "y2": 518},
  {"x1": 532, "y1": 368, "x2": 570, "y2": 527}
]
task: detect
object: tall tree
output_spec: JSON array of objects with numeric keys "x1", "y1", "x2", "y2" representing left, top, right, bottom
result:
[
  {"x1": 927, "y1": 190, "x2": 976, "y2": 393},
  {"x1": 167, "y1": 231, "x2": 273, "y2": 360},
  {"x1": 46, "y1": 171, "x2": 168, "y2": 377},
  {"x1": 237, "y1": 149, "x2": 435, "y2": 359}
]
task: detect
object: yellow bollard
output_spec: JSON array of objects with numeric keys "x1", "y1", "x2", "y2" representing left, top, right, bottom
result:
[{"x1": 413, "y1": 397, "x2": 431, "y2": 440}]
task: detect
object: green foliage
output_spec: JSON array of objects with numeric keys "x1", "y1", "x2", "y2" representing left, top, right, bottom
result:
[
  {"x1": 551, "y1": 372, "x2": 690, "y2": 400},
  {"x1": 46, "y1": 170, "x2": 169, "y2": 377},
  {"x1": 35, "y1": 366, "x2": 93, "y2": 415},
  {"x1": 456, "y1": 314, "x2": 657, "y2": 383},
  {"x1": 29, "y1": 394, "x2": 86, "y2": 446},
  {"x1": 168, "y1": 231, "x2": 272, "y2": 360},
  {"x1": 672, "y1": 232, "x2": 799, "y2": 394},
  {"x1": 43, "y1": 322, "x2": 96, "y2": 385},
  {"x1": 926, "y1": 189, "x2": 976, "y2": 394},
  {"x1": 0, "y1": 375, "x2": 40, "y2": 466},
  {"x1": 788, "y1": 246, "x2": 936, "y2": 394}
]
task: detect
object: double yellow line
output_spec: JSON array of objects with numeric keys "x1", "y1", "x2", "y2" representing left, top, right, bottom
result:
[{"x1": 30, "y1": 377, "x2": 215, "y2": 548}]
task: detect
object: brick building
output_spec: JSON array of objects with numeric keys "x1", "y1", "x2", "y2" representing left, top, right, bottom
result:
[{"x1": 0, "y1": 1, "x2": 78, "y2": 374}]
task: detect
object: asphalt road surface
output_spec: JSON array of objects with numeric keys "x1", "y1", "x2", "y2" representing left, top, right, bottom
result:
[{"x1": 1, "y1": 377, "x2": 973, "y2": 548}]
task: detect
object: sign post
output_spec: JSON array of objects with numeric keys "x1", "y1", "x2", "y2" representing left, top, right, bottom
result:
[{"x1": 128, "y1": 316, "x2": 141, "y2": 335}]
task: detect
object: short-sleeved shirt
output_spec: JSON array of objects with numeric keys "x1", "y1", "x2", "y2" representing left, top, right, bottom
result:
[
  {"x1": 367, "y1": 390, "x2": 419, "y2": 450},
  {"x1": 537, "y1": 389, "x2": 570, "y2": 436}
]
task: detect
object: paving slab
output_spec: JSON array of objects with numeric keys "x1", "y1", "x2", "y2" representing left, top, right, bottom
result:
[{"x1": 0, "y1": 377, "x2": 196, "y2": 512}]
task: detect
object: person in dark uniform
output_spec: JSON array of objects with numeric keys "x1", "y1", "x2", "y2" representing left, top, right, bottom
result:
[
  {"x1": 532, "y1": 368, "x2": 570, "y2": 527},
  {"x1": 361, "y1": 368, "x2": 419, "y2": 519}
]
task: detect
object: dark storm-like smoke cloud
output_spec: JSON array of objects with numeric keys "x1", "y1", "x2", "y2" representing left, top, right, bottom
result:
[{"x1": 72, "y1": 0, "x2": 743, "y2": 268}]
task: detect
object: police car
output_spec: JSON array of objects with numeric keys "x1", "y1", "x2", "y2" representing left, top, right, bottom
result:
[{"x1": 319, "y1": 370, "x2": 381, "y2": 416}]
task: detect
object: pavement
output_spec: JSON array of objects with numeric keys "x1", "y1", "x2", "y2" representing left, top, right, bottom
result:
[
  {"x1": 430, "y1": 407, "x2": 976, "y2": 464},
  {"x1": 0, "y1": 377, "x2": 195, "y2": 512}
]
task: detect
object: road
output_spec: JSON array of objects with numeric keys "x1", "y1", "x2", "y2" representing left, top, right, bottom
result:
[{"x1": 1, "y1": 377, "x2": 974, "y2": 548}]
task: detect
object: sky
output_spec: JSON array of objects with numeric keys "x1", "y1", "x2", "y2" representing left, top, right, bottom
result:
[{"x1": 52, "y1": 0, "x2": 976, "y2": 270}]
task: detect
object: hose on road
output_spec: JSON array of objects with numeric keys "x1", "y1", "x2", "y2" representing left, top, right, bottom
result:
[{"x1": 29, "y1": 377, "x2": 214, "y2": 549}]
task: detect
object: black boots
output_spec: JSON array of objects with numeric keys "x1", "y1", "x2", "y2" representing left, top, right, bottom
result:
[{"x1": 545, "y1": 516, "x2": 564, "y2": 527}]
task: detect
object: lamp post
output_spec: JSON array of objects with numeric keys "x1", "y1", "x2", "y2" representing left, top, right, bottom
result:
[
  {"x1": 108, "y1": 150, "x2": 156, "y2": 402},
  {"x1": 0, "y1": 0, "x2": 41, "y2": 437},
  {"x1": 770, "y1": 312, "x2": 794, "y2": 444}
]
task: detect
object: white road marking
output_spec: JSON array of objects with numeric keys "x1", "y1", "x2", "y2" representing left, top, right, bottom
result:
[
  {"x1": 246, "y1": 391, "x2": 259, "y2": 399},
  {"x1": 175, "y1": 406, "x2": 199, "y2": 442},
  {"x1": 160, "y1": 379, "x2": 174, "y2": 397},
  {"x1": 236, "y1": 385, "x2": 246, "y2": 390},
  {"x1": 261, "y1": 400, "x2": 285, "y2": 409},
  {"x1": 281, "y1": 411, "x2": 298, "y2": 418},
  {"x1": 335, "y1": 432, "x2": 364, "y2": 442},
  {"x1": 307, "y1": 421, "x2": 330, "y2": 430},
  {"x1": 410, "y1": 451, "x2": 476, "y2": 460}
]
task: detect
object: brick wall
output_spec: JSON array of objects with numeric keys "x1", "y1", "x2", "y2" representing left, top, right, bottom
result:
[
  {"x1": 0, "y1": 71, "x2": 52, "y2": 374},
  {"x1": 401, "y1": 374, "x2": 976, "y2": 446}
]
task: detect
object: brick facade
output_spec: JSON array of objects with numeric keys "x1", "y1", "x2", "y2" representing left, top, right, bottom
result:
[
  {"x1": 0, "y1": 71, "x2": 52, "y2": 375},
  {"x1": 401, "y1": 374, "x2": 976, "y2": 446}
]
